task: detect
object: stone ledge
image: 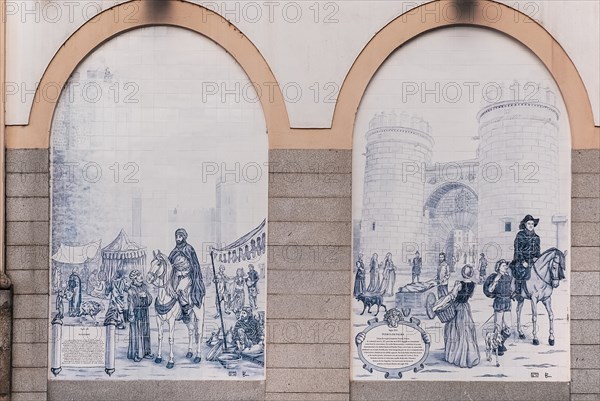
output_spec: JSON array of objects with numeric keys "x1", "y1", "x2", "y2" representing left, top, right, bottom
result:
[
  {"x1": 266, "y1": 392, "x2": 349, "y2": 401},
  {"x1": 266, "y1": 368, "x2": 349, "y2": 393},
  {"x1": 350, "y1": 380, "x2": 570, "y2": 400},
  {"x1": 48, "y1": 380, "x2": 265, "y2": 401}
]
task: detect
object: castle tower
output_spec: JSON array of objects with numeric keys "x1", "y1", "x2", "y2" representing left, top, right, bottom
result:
[
  {"x1": 359, "y1": 112, "x2": 434, "y2": 264},
  {"x1": 476, "y1": 84, "x2": 560, "y2": 262}
]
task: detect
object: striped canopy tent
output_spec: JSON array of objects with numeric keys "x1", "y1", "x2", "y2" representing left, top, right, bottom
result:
[
  {"x1": 212, "y1": 219, "x2": 267, "y2": 264},
  {"x1": 101, "y1": 229, "x2": 146, "y2": 282}
]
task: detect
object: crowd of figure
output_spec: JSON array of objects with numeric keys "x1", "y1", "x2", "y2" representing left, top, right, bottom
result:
[
  {"x1": 355, "y1": 214, "x2": 546, "y2": 369},
  {"x1": 438, "y1": 214, "x2": 544, "y2": 368},
  {"x1": 54, "y1": 266, "x2": 153, "y2": 363},
  {"x1": 214, "y1": 264, "x2": 260, "y2": 317},
  {"x1": 53, "y1": 228, "x2": 266, "y2": 366}
]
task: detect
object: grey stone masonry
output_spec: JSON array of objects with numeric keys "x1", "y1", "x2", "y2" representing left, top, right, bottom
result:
[
  {"x1": 5, "y1": 150, "x2": 50, "y2": 400},
  {"x1": 569, "y1": 149, "x2": 600, "y2": 401},
  {"x1": 267, "y1": 150, "x2": 352, "y2": 399},
  {"x1": 0, "y1": 290, "x2": 13, "y2": 400},
  {"x1": 1, "y1": 148, "x2": 598, "y2": 400}
]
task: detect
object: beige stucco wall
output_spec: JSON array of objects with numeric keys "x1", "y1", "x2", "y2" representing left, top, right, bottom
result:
[{"x1": 1, "y1": 1, "x2": 598, "y2": 400}]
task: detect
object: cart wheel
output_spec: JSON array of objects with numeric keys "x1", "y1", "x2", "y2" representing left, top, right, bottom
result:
[
  {"x1": 425, "y1": 293, "x2": 436, "y2": 319},
  {"x1": 401, "y1": 308, "x2": 411, "y2": 317}
]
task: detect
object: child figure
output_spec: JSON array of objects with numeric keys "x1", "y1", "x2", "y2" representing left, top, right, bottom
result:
[{"x1": 485, "y1": 259, "x2": 514, "y2": 356}]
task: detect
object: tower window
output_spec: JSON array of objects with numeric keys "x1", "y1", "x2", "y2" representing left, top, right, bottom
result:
[
  {"x1": 504, "y1": 222, "x2": 512, "y2": 232},
  {"x1": 372, "y1": 222, "x2": 376, "y2": 231}
]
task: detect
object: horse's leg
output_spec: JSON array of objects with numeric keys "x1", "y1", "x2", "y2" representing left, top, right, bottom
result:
[
  {"x1": 185, "y1": 317, "x2": 194, "y2": 358},
  {"x1": 542, "y1": 297, "x2": 555, "y2": 346},
  {"x1": 193, "y1": 306, "x2": 202, "y2": 363},
  {"x1": 516, "y1": 299, "x2": 526, "y2": 339},
  {"x1": 155, "y1": 316, "x2": 164, "y2": 364},
  {"x1": 530, "y1": 298, "x2": 539, "y2": 345},
  {"x1": 166, "y1": 319, "x2": 175, "y2": 369}
]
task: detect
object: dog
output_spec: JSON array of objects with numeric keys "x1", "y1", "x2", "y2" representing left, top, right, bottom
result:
[
  {"x1": 485, "y1": 327, "x2": 511, "y2": 367},
  {"x1": 356, "y1": 293, "x2": 387, "y2": 316},
  {"x1": 79, "y1": 301, "x2": 105, "y2": 325}
]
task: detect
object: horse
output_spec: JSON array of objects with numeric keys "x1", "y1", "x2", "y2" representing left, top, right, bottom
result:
[
  {"x1": 147, "y1": 250, "x2": 205, "y2": 368},
  {"x1": 515, "y1": 248, "x2": 567, "y2": 346}
]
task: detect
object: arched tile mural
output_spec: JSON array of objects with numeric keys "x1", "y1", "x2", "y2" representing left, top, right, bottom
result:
[
  {"x1": 351, "y1": 27, "x2": 571, "y2": 381},
  {"x1": 49, "y1": 26, "x2": 267, "y2": 380}
]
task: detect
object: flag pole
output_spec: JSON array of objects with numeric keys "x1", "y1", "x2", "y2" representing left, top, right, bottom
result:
[{"x1": 210, "y1": 250, "x2": 227, "y2": 350}]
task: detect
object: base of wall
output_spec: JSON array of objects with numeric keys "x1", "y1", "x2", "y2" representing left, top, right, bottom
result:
[{"x1": 0, "y1": 289, "x2": 13, "y2": 401}]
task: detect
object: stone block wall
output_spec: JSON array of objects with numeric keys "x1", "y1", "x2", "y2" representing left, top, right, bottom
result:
[
  {"x1": 267, "y1": 149, "x2": 352, "y2": 401},
  {"x1": 1, "y1": 148, "x2": 598, "y2": 400}
]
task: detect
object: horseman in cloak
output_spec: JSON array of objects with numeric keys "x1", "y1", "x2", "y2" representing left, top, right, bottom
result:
[
  {"x1": 511, "y1": 214, "x2": 541, "y2": 301},
  {"x1": 168, "y1": 228, "x2": 205, "y2": 324}
]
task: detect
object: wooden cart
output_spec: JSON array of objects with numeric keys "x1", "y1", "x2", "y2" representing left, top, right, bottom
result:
[{"x1": 395, "y1": 283, "x2": 437, "y2": 319}]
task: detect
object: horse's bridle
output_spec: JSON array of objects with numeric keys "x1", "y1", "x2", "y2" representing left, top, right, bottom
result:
[
  {"x1": 532, "y1": 251, "x2": 560, "y2": 286},
  {"x1": 149, "y1": 257, "x2": 167, "y2": 289}
]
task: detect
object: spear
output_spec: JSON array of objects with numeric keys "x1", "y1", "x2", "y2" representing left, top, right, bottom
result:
[{"x1": 210, "y1": 250, "x2": 227, "y2": 350}]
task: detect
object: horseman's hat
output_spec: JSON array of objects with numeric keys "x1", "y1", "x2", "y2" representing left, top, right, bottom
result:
[{"x1": 519, "y1": 214, "x2": 539, "y2": 229}]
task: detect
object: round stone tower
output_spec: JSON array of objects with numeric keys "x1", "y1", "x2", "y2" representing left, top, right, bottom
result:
[
  {"x1": 359, "y1": 112, "x2": 434, "y2": 264},
  {"x1": 476, "y1": 84, "x2": 560, "y2": 262}
]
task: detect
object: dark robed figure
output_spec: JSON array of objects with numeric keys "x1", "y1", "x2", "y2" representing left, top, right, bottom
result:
[
  {"x1": 68, "y1": 270, "x2": 82, "y2": 317},
  {"x1": 353, "y1": 254, "x2": 366, "y2": 298},
  {"x1": 512, "y1": 215, "x2": 541, "y2": 299},
  {"x1": 127, "y1": 270, "x2": 153, "y2": 361},
  {"x1": 168, "y1": 228, "x2": 205, "y2": 323}
]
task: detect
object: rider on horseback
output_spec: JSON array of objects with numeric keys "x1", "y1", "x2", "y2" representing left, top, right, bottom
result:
[
  {"x1": 511, "y1": 215, "x2": 541, "y2": 302},
  {"x1": 168, "y1": 228, "x2": 205, "y2": 324}
]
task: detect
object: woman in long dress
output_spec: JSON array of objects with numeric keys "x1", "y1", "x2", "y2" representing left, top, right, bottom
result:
[
  {"x1": 366, "y1": 253, "x2": 379, "y2": 293},
  {"x1": 444, "y1": 264, "x2": 480, "y2": 368},
  {"x1": 353, "y1": 254, "x2": 366, "y2": 298},
  {"x1": 378, "y1": 252, "x2": 396, "y2": 296},
  {"x1": 229, "y1": 268, "x2": 246, "y2": 313}
]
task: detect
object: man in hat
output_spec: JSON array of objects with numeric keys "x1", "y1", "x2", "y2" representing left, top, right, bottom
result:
[
  {"x1": 512, "y1": 215, "x2": 541, "y2": 301},
  {"x1": 168, "y1": 228, "x2": 205, "y2": 324}
]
